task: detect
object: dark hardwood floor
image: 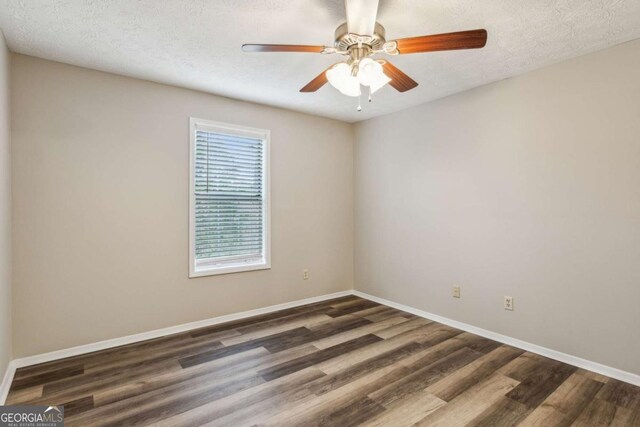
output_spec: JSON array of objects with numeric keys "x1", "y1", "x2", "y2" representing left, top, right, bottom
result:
[{"x1": 7, "y1": 296, "x2": 640, "y2": 426}]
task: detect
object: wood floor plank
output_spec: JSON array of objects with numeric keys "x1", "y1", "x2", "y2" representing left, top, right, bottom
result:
[
  {"x1": 373, "y1": 316, "x2": 432, "y2": 339},
  {"x1": 233, "y1": 310, "x2": 334, "y2": 336},
  {"x1": 12, "y1": 334, "x2": 190, "y2": 379},
  {"x1": 397, "y1": 330, "x2": 481, "y2": 369},
  {"x1": 28, "y1": 360, "x2": 185, "y2": 407},
  {"x1": 10, "y1": 364, "x2": 84, "y2": 392},
  {"x1": 259, "y1": 334, "x2": 383, "y2": 381},
  {"x1": 62, "y1": 395, "x2": 95, "y2": 417},
  {"x1": 198, "y1": 367, "x2": 340, "y2": 427},
  {"x1": 189, "y1": 309, "x2": 314, "y2": 338},
  {"x1": 348, "y1": 304, "x2": 390, "y2": 318},
  {"x1": 414, "y1": 372, "x2": 520, "y2": 426},
  {"x1": 262, "y1": 315, "x2": 373, "y2": 354},
  {"x1": 309, "y1": 341, "x2": 425, "y2": 396},
  {"x1": 309, "y1": 396, "x2": 387, "y2": 427},
  {"x1": 253, "y1": 363, "x2": 415, "y2": 427},
  {"x1": 82, "y1": 335, "x2": 225, "y2": 375},
  {"x1": 324, "y1": 300, "x2": 380, "y2": 318},
  {"x1": 220, "y1": 313, "x2": 331, "y2": 346},
  {"x1": 572, "y1": 399, "x2": 617, "y2": 427},
  {"x1": 596, "y1": 379, "x2": 640, "y2": 410},
  {"x1": 306, "y1": 313, "x2": 373, "y2": 332},
  {"x1": 39, "y1": 342, "x2": 312, "y2": 408},
  {"x1": 329, "y1": 298, "x2": 379, "y2": 310},
  {"x1": 361, "y1": 390, "x2": 445, "y2": 427},
  {"x1": 93, "y1": 343, "x2": 319, "y2": 408},
  {"x1": 505, "y1": 354, "x2": 578, "y2": 409},
  {"x1": 154, "y1": 367, "x2": 326, "y2": 426},
  {"x1": 4, "y1": 385, "x2": 44, "y2": 405},
  {"x1": 449, "y1": 332, "x2": 502, "y2": 354},
  {"x1": 92, "y1": 347, "x2": 271, "y2": 407},
  {"x1": 363, "y1": 307, "x2": 404, "y2": 322},
  {"x1": 42, "y1": 358, "x2": 183, "y2": 396},
  {"x1": 83, "y1": 328, "x2": 241, "y2": 372},
  {"x1": 369, "y1": 346, "x2": 485, "y2": 407},
  {"x1": 179, "y1": 326, "x2": 313, "y2": 368},
  {"x1": 571, "y1": 397, "x2": 639, "y2": 427},
  {"x1": 518, "y1": 373, "x2": 605, "y2": 426},
  {"x1": 466, "y1": 396, "x2": 532, "y2": 427},
  {"x1": 207, "y1": 314, "x2": 369, "y2": 361},
  {"x1": 311, "y1": 315, "x2": 407, "y2": 349},
  {"x1": 6, "y1": 296, "x2": 640, "y2": 427},
  {"x1": 575, "y1": 368, "x2": 610, "y2": 384},
  {"x1": 67, "y1": 369, "x2": 266, "y2": 426},
  {"x1": 317, "y1": 323, "x2": 460, "y2": 375},
  {"x1": 426, "y1": 345, "x2": 525, "y2": 402}
]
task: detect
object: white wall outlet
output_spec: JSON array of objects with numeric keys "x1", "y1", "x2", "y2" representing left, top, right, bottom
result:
[
  {"x1": 303, "y1": 269, "x2": 309, "y2": 280},
  {"x1": 452, "y1": 285, "x2": 461, "y2": 298},
  {"x1": 504, "y1": 296, "x2": 514, "y2": 311}
]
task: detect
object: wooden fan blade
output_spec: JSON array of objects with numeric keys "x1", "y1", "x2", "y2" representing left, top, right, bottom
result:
[
  {"x1": 242, "y1": 44, "x2": 325, "y2": 53},
  {"x1": 300, "y1": 66, "x2": 333, "y2": 92},
  {"x1": 382, "y1": 61, "x2": 418, "y2": 92},
  {"x1": 395, "y1": 29, "x2": 487, "y2": 54}
]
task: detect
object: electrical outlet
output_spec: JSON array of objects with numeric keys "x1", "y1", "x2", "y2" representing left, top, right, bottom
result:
[
  {"x1": 504, "y1": 296, "x2": 514, "y2": 311},
  {"x1": 452, "y1": 285, "x2": 461, "y2": 298},
  {"x1": 303, "y1": 269, "x2": 309, "y2": 280}
]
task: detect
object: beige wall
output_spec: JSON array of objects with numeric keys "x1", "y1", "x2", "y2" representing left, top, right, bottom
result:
[
  {"x1": 0, "y1": 33, "x2": 11, "y2": 376},
  {"x1": 8, "y1": 39, "x2": 640, "y2": 376},
  {"x1": 355, "y1": 40, "x2": 640, "y2": 374},
  {"x1": 11, "y1": 54, "x2": 354, "y2": 357}
]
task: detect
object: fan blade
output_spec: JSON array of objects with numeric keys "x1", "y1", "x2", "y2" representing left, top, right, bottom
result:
[
  {"x1": 345, "y1": 0, "x2": 379, "y2": 36},
  {"x1": 300, "y1": 66, "x2": 333, "y2": 92},
  {"x1": 395, "y1": 29, "x2": 487, "y2": 54},
  {"x1": 381, "y1": 61, "x2": 418, "y2": 92},
  {"x1": 242, "y1": 44, "x2": 326, "y2": 53}
]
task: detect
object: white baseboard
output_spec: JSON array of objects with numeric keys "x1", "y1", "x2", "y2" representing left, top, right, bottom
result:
[
  {"x1": 0, "y1": 360, "x2": 17, "y2": 405},
  {"x1": 353, "y1": 290, "x2": 640, "y2": 387},
  {"x1": 2, "y1": 287, "x2": 638, "y2": 405}
]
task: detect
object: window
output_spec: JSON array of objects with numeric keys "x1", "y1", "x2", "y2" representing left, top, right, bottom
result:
[{"x1": 189, "y1": 118, "x2": 270, "y2": 277}]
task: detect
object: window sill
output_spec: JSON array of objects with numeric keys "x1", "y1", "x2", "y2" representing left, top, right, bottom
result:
[{"x1": 189, "y1": 261, "x2": 271, "y2": 278}]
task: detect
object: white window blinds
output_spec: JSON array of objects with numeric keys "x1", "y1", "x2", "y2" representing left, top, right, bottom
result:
[{"x1": 190, "y1": 119, "x2": 270, "y2": 277}]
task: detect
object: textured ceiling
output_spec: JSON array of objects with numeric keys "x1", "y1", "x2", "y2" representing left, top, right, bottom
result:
[{"x1": 0, "y1": 0, "x2": 639, "y2": 122}]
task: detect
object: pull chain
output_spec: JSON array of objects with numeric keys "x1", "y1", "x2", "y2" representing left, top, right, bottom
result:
[
  {"x1": 357, "y1": 93, "x2": 362, "y2": 111},
  {"x1": 368, "y1": 86, "x2": 372, "y2": 103}
]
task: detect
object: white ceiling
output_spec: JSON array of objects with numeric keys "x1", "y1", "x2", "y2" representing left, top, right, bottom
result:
[{"x1": 1, "y1": 0, "x2": 639, "y2": 122}]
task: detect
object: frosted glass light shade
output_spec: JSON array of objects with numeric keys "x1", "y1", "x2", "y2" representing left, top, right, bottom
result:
[
  {"x1": 357, "y1": 58, "x2": 380, "y2": 86},
  {"x1": 327, "y1": 63, "x2": 361, "y2": 97},
  {"x1": 357, "y1": 58, "x2": 391, "y2": 93},
  {"x1": 368, "y1": 70, "x2": 391, "y2": 94}
]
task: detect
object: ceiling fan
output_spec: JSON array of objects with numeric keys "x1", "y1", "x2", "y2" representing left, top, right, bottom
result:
[{"x1": 242, "y1": 0, "x2": 487, "y2": 109}]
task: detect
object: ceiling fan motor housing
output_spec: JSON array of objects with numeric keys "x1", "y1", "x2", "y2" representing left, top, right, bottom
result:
[{"x1": 334, "y1": 22, "x2": 387, "y2": 52}]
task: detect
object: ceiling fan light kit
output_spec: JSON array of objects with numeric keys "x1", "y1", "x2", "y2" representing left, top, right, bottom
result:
[
  {"x1": 242, "y1": 0, "x2": 487, "y2": 111},
  {"x1": 326, "y1": 58, "x2": 391, "y2": 97}
]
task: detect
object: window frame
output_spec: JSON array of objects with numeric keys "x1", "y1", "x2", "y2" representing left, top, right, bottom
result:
[{"x1": 189, "y1": 117, "x2": 271, "y2": 278}]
